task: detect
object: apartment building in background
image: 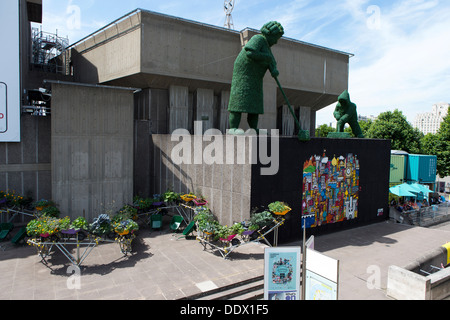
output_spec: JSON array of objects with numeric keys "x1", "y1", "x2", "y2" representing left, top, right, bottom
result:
[{"x1": 414, "y1": 102, "x2": 449, "y2": 135}]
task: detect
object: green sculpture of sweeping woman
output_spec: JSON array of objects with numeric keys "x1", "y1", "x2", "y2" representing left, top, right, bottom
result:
[{"x1": 228, "y1": 21, "x2": 284, "y2": 134}]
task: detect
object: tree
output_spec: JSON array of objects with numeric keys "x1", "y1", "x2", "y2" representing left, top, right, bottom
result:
[
  {"x1": 366, "y1": 109, "x2": 423, "y2": 154},
  {"x1": 344, "y1": 119, "x2": 373, "y2": 137},
  {"x1": 359, "y1": 119, "x2": 373, "y2": 137},
  {"x1": 316, "y1": 120, "x2": 371, "y2": 138},
  {"x1": 315, "y1": 124, "x2": 335, "y2": 137},
  {"x1": 421, "y1": 132, "x2": 447, "y2": 178},
  {"x1": 435, "y1": 106, "x2": 450, "y2": 177},
  {"x1": 421, "y1": 133, "x2": 440, "y2": 156}
]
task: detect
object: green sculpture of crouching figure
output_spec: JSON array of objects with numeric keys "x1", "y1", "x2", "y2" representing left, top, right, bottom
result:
[
  {"x1": 330, "y1": 90, "x2": 364, "y2": 138},
  {"x1": 227, "y1": 21, "x2": 284, "y2": 135}
]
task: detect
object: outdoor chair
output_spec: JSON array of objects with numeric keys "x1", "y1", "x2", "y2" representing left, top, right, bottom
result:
[
  {"x1": 0, "y1": 223, "x2": 15, "y2": 250},
  {"x1": 179, "y1": 220, "x2": 196, "y2": 239},
  {"x1": 150, "y1": 214, "x2": 163, "y2": 230},
  {"x1": 169, "y1": 215, "x2": 184, "y2": 232},
  {"x1": 11, "y1": 227, "x2": 27, "y2": 245},
  {"x1": 0, "y1": 223, "x2": 14, "y2": 241}
]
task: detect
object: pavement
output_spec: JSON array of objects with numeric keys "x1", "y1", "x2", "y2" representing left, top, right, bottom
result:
[
  {"x1": 1, "y1": 215, "x2": 450, "y2": 300},
  {"x1": 289, "y1": 220, "x2": 450, "y2": 300}
]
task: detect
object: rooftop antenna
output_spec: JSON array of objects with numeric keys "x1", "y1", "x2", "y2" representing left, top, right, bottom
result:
[{"x1": 224, "y1": 0, "x2": 235, "y2": 29}]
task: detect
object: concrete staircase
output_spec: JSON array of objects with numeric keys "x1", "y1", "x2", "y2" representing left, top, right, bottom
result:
[{"x1": 181, "y1": 276, "x2": 264, "y2": 300}]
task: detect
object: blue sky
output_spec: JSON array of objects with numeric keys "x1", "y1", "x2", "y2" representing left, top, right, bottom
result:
[{"x1": 35, "y1": 0, "x2": 450, "y2": 127}]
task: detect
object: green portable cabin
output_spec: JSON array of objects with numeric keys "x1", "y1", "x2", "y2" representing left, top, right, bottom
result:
[{"x1": 390, "y1": 150, "x2": 408, "y2": 185}]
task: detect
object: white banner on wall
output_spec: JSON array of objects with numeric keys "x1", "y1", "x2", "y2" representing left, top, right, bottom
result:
[{"x1": 0, "y1": 0, "x2": 21, "y2": 142}]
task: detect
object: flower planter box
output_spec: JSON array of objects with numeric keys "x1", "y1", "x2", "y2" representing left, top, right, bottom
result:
[
  {"x1": 220, "y1": 234, "x2": 237, "y2": 242},
  {"x1": 202, "y1": 231, "x2": 214, "y2": 241},
  {"x1": 242, "y1": 229, "x2": 255, "y2": 236},
  {"x1": 193, "y1": 199, "x2": 208, "y2": 206},
  {"x1": 273, "y1": 207, "x2": 292, "y2": 216},
  {"x1": 181, "y1": 195, "x2": 196, "y2": 202},
  {"x1": 152, "y1": 202, "x2": 165, "y2": 207},
  {"x1": 61, "y1": 229, "x2": 78, "y2": 235}
]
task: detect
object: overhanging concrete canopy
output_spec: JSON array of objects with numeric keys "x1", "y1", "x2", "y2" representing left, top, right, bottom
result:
[{"x1": 68, "y1": 9, "x2": 352, "y2": 117}]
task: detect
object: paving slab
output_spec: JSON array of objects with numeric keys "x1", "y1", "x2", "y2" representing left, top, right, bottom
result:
[
  {"x1": 0, "y1": 226, "x2": 266, "y2": 300},
  {"x1": 286, "y1": 220, "x2": 450, "y2": 300},
  {"x1": 1, "y1": 219, "x2": 450, "y2": 300}
]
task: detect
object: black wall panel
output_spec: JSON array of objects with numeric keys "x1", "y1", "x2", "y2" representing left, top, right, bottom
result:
[{"x1": 251, "y1": 137, "x2": 391, "y2": 244}]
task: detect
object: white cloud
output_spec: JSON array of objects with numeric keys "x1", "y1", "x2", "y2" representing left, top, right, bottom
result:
[
  {"x1": 316, "y1": 0, "x2": 450, "y2": 126},
  {"x1": 347, "y1": 1, "x2": 450, "y2": 123}
]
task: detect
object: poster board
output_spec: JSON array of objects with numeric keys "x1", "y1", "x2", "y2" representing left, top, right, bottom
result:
[
  {"x1": 264, "y1": 247, "x2": 301, "y2": 300},
  {"x1": 305, "y1": 248, "x2": 339, "y2": 300},
  {"x1": 0, "y1": 0, "x2": 21, "y2": 141}
]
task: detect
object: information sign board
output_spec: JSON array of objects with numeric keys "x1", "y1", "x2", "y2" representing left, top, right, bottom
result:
[
  {"x1": 264, "y1": 247, "x2": 301, "y2": 300},
  {"x1": 304, "y1": 248, "x2": 339, "y2": 300},
  {"x1": 0, "y1": 0, "x2": 21, "y2": 141}
]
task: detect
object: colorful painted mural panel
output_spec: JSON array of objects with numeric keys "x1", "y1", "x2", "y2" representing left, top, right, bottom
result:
[{"x1": 302, "y1": 153, "x2": 360, "y2": 228}]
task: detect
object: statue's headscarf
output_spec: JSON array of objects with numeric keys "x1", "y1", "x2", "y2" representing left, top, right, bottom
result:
[{"x1": 260, "y1": 21, "x2": 284, "y2": 37}]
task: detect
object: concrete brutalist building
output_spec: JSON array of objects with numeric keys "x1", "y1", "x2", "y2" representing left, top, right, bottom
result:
[{"x1": 1, "y1": 6, "x2": 353, "y2": 223}]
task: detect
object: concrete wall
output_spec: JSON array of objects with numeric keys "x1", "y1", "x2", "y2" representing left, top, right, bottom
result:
[
  {"x1": 134, "y1": 87, "x2": 232, "y2": 135},
  {"x1": 139, "y1": 11, "x2": 240, "y2": 90},
  {"x1": 70, "y1": 9, "x2": 350, "y2": 135},
  {"x1": 70, "y1": 12, "x2": 142, "y2": 84},
  {"x1": 387, "y1": 246, "x2": 450, "y2": 300},
  {"x1": 387, "y1": 266, "x2": 432, "y2": 300},
  {"x1": 51, "y1": 82, "x2": 134, "y2": 221},
  {"x1": 0, "y1": 115, "x2": 51, "y2": 201},
  {"x1": 134, "y1": 88, "x2": 169, "y2": 133},
  {"x1": 149, "y1": 134, "x2": 253, "y2": 226}
]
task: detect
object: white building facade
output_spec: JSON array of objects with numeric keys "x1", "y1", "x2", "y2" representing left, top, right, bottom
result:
[{"x1": 414, "y1": 102, "x2": 449, "y2": 135}]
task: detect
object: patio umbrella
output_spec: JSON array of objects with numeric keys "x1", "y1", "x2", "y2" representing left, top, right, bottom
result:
[
  {"x1": 389, "y1": 185, "x2": 416, "y2": 197},
  {"x1": 409, "y1": 183, "x2": 432, "y2": 194}
]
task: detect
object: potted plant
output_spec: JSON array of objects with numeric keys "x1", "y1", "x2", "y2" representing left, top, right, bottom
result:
[
  {"x1": 26, "y1": 218, "x2": 42, "y2": 238},
  {"x1": 268, "y1": 201, "x2": 291, "y2": 216},
  {"x1": 133, "y1": 196, "x2": 158, "y2": 212},
  {"x1": 151, "y1": 194, "x2": 165, "y2": 207},
  {"x1": 164, "y1": 190, "x2": 181, "y2": 204},
  {"x1": 217, "y1": 225, "x2": 235, "y2": 242},
  {"x1": 194, "y1": 207, "x2": 214, "y2": 223},
  {"x1": 115, "y1": 205, "x2": 138, "y2": 221},
  {"x1": 71, "y1": 217, "x2": 88, "y2": 231},
  {"x1": 193, "y1": 195, "x2": 208, "y2": 206},
  {"x1": 89, "y1": 214, "x2": 113, "y2": 236},
  {"x1": 39, "y1": 205, "x2": 61, "y2": 218},
  {"x1": 194, "y1": 208, "x2": 215, "y2": 236},
  {"x1": 1, "y1": 191, "x2": 27, "y2": 208},
  {"x1": 202, "y1": 221, "x2": 218, "y2": 234},
  {"x1": 59, "y1": 216, "x2": 76, "y2": 235},
  {"x1": 30, "y1": 216, "x2": 61, "y2": 241},
  {"x1": 243, "y1": 223, "x2": 260, "y2": 236},
  {"x1": 250, "y1": 210, "x2": 274, "y2": 229},
  {"x1": 113, "y1": 219, "x2": 139, "y2": 237},
  {"x1": 201, "y1": 221, "x2": 218, "y2": 241},
  {"x1": 230, "y1": 222, "x2": 244, "y2": 236},
  {"x1": 33, "y1": 199, "x2": 54, "y2": 211},
  {"x1": 180, "y1": 193, "x2": 196, "y2": 203}
]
